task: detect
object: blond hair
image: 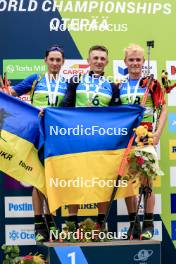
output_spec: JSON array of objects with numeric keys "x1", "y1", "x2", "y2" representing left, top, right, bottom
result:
[{"x1": 124, "y1": 44, "x2": 144, "y2": 59}]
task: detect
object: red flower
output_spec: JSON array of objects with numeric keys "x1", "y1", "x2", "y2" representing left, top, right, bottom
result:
[
  {"x1": 136, "y1": 156, "x2": 145, "y2": 165},
  {"x1": 22, "y1": 255, "x2": 33, "y2": 260}
]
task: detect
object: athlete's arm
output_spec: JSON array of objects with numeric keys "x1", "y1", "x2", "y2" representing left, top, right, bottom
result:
[
  {"x1": 61, "y1": 76, "x2": 78, "y2": 107},
  {"x1": 12, "y1": 74, "x2": 39, "y2": 97},
  {"x1": 153, "y1": 103, "x2": 167, "y2": 145}
]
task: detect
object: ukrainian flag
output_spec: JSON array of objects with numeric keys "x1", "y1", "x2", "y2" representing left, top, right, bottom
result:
[
  {"x1": 0, "y1": 91, "x2": 45, "y2": 195},
  {"x1": 42, "y1": 106, "x2": 145, "y2": 213}
]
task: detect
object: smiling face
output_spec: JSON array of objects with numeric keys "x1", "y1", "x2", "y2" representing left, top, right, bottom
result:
[
  {"x1": 124, "y1": 49, "x2": 145, "y2": 79},
  {"x1": 45, "y1": 50, "x2": 64, "y2": 75},
  {"x1": 88, "y1": 49, "x2": 108, "y2": 75}
]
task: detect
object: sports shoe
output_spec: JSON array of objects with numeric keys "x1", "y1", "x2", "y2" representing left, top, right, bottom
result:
[
  {"x1": 141, "y1": 222, "x2": 154, "y2": 240},
  {"x1": 127, "y1": 218, "x2": 141, "y2": 240},
  {"x1": 35, "y1": 223, "x2": 49, "y2": 242}
]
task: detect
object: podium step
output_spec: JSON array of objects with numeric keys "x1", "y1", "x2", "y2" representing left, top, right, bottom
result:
[{"x1": 41, "y1": 240, "x2": 161, "y2": 264}]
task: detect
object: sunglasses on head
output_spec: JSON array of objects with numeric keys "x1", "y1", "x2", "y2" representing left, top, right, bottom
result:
[{"x1": 47, "y1": 46, "x2": 64, "y2": 53}]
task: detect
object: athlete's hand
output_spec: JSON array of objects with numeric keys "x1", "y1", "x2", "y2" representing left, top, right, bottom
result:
[
  {"x1": 153, "y1": 132, "x2": 160, "y2": 146},
  {"x1": 140, "y1": 175, "x2": 153, "y2": 187},
  {"x1": 0, "y1": 75, "x2": 11, "y2": 94},
  {"x1": 140, "y1": 76, "x2": 160, "y2": 92}
]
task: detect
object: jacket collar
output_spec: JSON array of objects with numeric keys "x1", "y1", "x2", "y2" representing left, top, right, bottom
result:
[{"x1": 89, "y1": 71, "x2": 104, "y2": 77}]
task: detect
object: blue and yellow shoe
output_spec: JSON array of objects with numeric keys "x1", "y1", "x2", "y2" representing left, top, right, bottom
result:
[
  {"x1": 141, "y1": 222, "x2": 154, "y2": 240},
  {"x1": 35, "y1": 223, "x2": 49, "y2": 242}
]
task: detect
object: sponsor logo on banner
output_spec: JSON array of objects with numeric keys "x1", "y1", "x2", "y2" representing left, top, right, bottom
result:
[
  {"x1": 5, "y1": 196, "x2": 34, "y2": 218},
  {"x1": 3, "y1": 60, "x2": 46, "y2": 79},
  {"x1": 166, "y1": 61, "x2": 176, "y2": 106},
  {"x1": 61, "y1": 203, "x2": 98, "y2": 217},
  {"x1": 117, "y1": 221, "x2": 162, "y2": 241},
  {"x1": 3, "y1": 59, "x2": 89, "y2": 80},
  {"x1": 169, "y1": 140, "x2": 176, "y2": 160},
  {"x1": 171, "y1": 194, "x2": 176, "y2": 214},
  {"x1": 117, "y1": 194, "x2": 162, "y2": 215},
  {"x1": 166, "y1": 61, "x2": 176, "y2": 80},
  {"x1": 61, "y1": 60, "x2": 89, "y2": 79},
  {"x1": 171, "y1": 66, "x2": 176, "y2": 75},
  {"x1": 5, "y1": 225, "x2": 35, "y2": 245},
  {"x1": 134, "y1": 249, "x2": 153, "y2": 262},
  {"x1": 113, "y1": 60, "x2": 157, "y2": 81},
  {"x1": 170, "y1": 167, "x2": 176, "y2": 187},
  {"x1": 168, "y1": 113, "x2": 176, "y2": 133},
  {"x1": 171, "y1": 221, "x2": 176, "y2": 240}
]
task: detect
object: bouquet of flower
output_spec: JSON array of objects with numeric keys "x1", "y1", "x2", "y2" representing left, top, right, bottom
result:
[
  {"x1": 60, "y1": 218, "x2": 108, "y2": 243},
  {"x1": 1, "y1": 245, "x2": 46, "y2": 264},
  {"x1": 15, "y1": 254, "x2": 45, "y2": 264},
  {"x1": 126, "y1": 146, "x2": 164, "y2": 182}
]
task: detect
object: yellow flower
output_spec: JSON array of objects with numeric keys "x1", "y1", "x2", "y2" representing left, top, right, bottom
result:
[{"x1": 33, "y1": 255, "x2": 45, "y2": 264}]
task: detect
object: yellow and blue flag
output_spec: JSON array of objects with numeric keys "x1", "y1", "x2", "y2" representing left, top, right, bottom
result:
[
  {"x1": 42, "y1": 106, "x2": 145, "y2": 213},
  {"x1": 0, "y1": 91, "x2": 45, "y2": 195}
]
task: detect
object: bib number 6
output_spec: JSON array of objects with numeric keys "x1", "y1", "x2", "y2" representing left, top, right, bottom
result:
[{"x1": 92, "y1": 95, "x2": 100, "y2": 106}]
